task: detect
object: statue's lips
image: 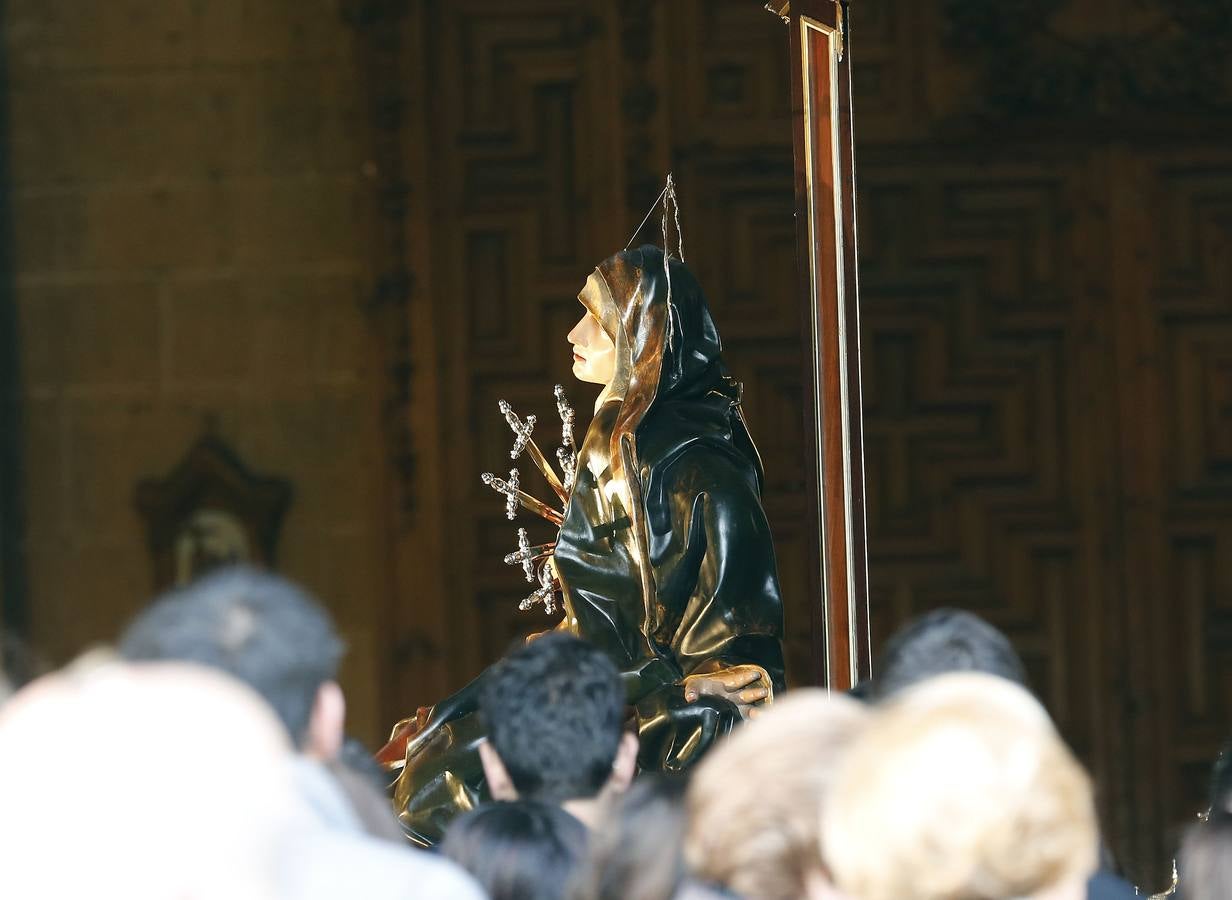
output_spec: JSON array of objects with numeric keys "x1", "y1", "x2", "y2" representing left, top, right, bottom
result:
[{"x1": 572, "y1": 352, "x2": 585, "y2": 363}]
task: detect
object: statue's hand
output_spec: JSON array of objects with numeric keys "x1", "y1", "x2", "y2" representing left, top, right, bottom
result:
[
  {"x1": 375, "y1": 705, "x2": 433, "y2": 769},
  {"x1": 401, "y1": 705, "x2": 432, "y2": 738},
  {"x1": 682, "y1": 664, "x2": 772, "y2": 720}
]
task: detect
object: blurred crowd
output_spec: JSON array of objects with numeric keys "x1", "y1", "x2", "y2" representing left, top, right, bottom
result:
[{"x1": 0, "y1": 566, "x2": 1227, "y2": 900}]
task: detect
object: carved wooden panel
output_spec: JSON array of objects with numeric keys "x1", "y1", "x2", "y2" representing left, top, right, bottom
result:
[
  {"x1": 856, "y1": 152, "x2": 1113, "y2": 812},
  {"x1": 1145, "y1": 155, "x2": 1232, "y2": 870},
  {"x1": 403, "y1": 0, "x2": 627, "y2": 685},
  {"x1": 365, "y1": 1, "x2": 1232, "y2": 886},
  {"x1": 394, "y1": 0, "x2": 816, "y2": 690}
]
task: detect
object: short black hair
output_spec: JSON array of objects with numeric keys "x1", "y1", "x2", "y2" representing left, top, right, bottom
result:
[
  {"x1": 872, "y1": 608, "x2": 1029, "y2": 701},
  {"x1": 442, "y1": 800, "x2": 588, "y2": 900},
  {"x1": 118, "y1": 565, "x2": 344, "y2": 745},
  {"x1": 479, "y1": 633, "x2": 625, "y2": 803}
]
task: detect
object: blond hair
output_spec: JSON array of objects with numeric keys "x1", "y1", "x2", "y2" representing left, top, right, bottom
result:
[
  {"x1": 684, "y1": 689, "x2": 870, "y2": 900},
  {"x1": 823, "y1": 673, "x2": 1098, "y2": 900}
]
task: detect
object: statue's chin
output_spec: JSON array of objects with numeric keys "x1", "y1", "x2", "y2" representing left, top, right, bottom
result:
[{"x1": 572, "y1": 362, "x2": 608, "y2": 386}]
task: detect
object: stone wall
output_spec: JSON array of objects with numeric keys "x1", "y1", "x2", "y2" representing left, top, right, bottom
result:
[{"x1": 3, "y1": 0, "x2": 389, "y2": 741}]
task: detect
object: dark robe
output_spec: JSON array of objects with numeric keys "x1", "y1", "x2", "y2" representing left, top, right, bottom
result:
[{"x1": 388, "y1": 246, "x2": 785, "y2": 843}]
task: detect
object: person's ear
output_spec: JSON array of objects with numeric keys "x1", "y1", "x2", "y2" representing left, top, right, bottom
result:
[
  {"x1": 303, "y1": 681, "x2": 346, "y2": 760},
  {"x1": 478, "y1": 740, "x2": 518, "y2": 801},
  {"x1": 608, "y1": 731, "x2": 639, "y2": 793}
]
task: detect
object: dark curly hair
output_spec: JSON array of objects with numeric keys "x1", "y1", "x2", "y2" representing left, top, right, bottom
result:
[{"x1": 479, "y1": 633, "x2": 625, "y2": 803}]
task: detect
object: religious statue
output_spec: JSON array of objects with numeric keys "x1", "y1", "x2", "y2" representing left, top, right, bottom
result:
[{"x1": 379, "y1": 212, "x2": 785, "y2": 843}]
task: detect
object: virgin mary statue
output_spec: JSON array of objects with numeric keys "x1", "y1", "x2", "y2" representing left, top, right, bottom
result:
[{"x1": 382, "y1": 241, "x2": 785, "y2": 843}]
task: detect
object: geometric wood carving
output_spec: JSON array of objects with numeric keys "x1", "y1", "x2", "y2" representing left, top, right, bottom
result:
[
  {"x1": 134, "y1": 434, "x2": 292, "y2": 590},
  {"x1": 364, "y1": 1, "x2": 1232, "y2": 886},
  {"x1": 363, "y1": 2, "x2": 1232, "y2": 884}
]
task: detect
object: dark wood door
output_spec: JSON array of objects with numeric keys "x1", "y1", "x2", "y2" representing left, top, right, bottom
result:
[{"x1": 354, "y1": 0, "x2": 1232, "y2": 886}]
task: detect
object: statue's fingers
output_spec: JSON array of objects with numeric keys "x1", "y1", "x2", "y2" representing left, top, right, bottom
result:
[
  {"x1": 684, "y1": 680, "x2": 712, "y2": 702},
  {"x1": 718, "y1": 668, "x2": 762, "y2": 690},
  {"x1": 737, "y1": 686, "x2": 770, "y2": 704}
]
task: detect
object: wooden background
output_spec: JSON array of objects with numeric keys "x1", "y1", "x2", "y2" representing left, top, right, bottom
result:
[{"x1": 356, "y1": 0, "x2": 1232, "y2": 884}]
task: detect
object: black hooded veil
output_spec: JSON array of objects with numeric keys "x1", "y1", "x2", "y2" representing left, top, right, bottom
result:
[{"x1": 389, "y1": 246, "x2": 785, "y2": 842}]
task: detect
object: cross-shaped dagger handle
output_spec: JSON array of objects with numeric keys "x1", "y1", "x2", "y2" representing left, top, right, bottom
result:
[
  {"x1": 556, "y1": 446, "x2": 576, "y2": 492},
  {"x1": 507, "y1": 527, "x2": 534, "y2": 581},
  {"x1": 498, "y1": 400, "x2": 537, "y2": 461},
  {"x1": 481, "y1": 468, "x2": 564, "y2": 525},
  {"x1": 554, "y1": 384, "x2": 576, "y2": 451},
  {"x1": 502, "y1": 528, "x2": 556, "y2": 583},
  {"x1": 553, "y1": 385, "x2": 579, "y2": 493},
  {"x1": 518, "y1": 563, "x2": 561, "y2": 615},
  {"x1": 498, "y1": 399, "x2": 567, "y2": 501},
  {"x1": 481, "y1": 469, "x2": 521, "y2": 520}
]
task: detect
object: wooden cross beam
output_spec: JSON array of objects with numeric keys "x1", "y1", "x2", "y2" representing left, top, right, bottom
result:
[{"x1": 768, "y1": 0, "x2": 871, "y2": 690}]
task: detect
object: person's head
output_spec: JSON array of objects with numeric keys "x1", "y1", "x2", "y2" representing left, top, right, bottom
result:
[
  {"x1": 569, "y1": 272, "x2": 618, "y2": 386},
  {"x1": 441, "y1": 800, "x2": 589, "y2": 900},
  {"x1": 478, "y1": 633, "x2": 636, "y2": 806},
  {"x1": 1179, "y1": 808, "x2": 1232, "y2": 900},
  {"x1": 872, "y1": 607, "x2": 1030, "y2": 701},
  {"x1": 570, "y1": 773, "x2": 688, "y2": 900},
  {"x1": 119, "y1": 565, "x2": 346, "y2": 759},
  {"x1": 0, "y1": 657, "x2": 298, "y2": 899},
  {"x1": 823, "y1": 673, "x2": 1098, "y2": 900},
  {"x1": 684, "y1": 690, "x2": 870, "y2": 900}
]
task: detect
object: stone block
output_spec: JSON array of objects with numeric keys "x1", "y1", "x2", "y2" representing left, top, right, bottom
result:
[
  {"x1": 79, "y1": 182, "x2": 235, "y2": 271},
  {"x1": 8, "y1": 72, "x2": 243, "y2": 186},
  {"x1": 229, "y1": 175, "x2": 365, "y2": 266},
  {"x1": 20, "y1": 397, "x2": 69, "y2": 544},
  {"x1": 250, "y1": 279, "x2": 324, "y2": 388},
  {"x1": 292, "y1": 459, "x2": 377, "y2": 539},
  {"x1": 10, "y1": 188, "x2": 86, "y2": 273},
  {"x1": 163, "y1": 276, "x2": 254, "y2": 386},
  {"x1": 233, "y1": 65, "x2": 364, "y2": 176},
  {"x1": 17, "y1": 279, "x2": 161, "y2": 389},
  {"x1": 190, "y1": 0, "x2": 354, "y2": 66},
  {"x1": 4, "y1": 0, "x2": 194, "y2": 72},
  {"x1": 237, "y1": 389, "x2": 370, "y2": 486},
  {"x1": 246, "y1": 272, "x2": 366, "y2": 387},
  {"x1": 14, "y1": 183, "x2": 236, "y2": 273},
  {"x1": 315, "y1": 276, "x2": 368, "y2": 381},
  {"x1": 62, "y1": 396, "x2": 199, "y2": 540},
  {"x1": 25, "y1": 541, "x2": 151, "y2": 664}
]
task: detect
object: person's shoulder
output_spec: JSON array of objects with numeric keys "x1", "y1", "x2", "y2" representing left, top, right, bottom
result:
[
  {"x1": 284, "y1": 829, "x2": 486, "y2": 900},
  {"x1": 402, "y1": 850, "x2": 487, "y2": 900}
]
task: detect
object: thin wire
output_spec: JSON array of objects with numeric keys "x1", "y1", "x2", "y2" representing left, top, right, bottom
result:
[
  {"x1": 624, "y1": 180, "x2": 670, "y2": 251},
  {"x1": 624, "y1": 174, "x2": 685, "y2": 349},
  {"x1": 671, "y1": 175, "x2": 685, "y2": 262},
  {"x1": 662, "y1": 174, "x2": 676, "y2": 351}
]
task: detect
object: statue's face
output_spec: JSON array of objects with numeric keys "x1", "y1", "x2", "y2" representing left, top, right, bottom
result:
[{"x1": 568, "y1": 273, "x2": 616, "y2": 385}]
